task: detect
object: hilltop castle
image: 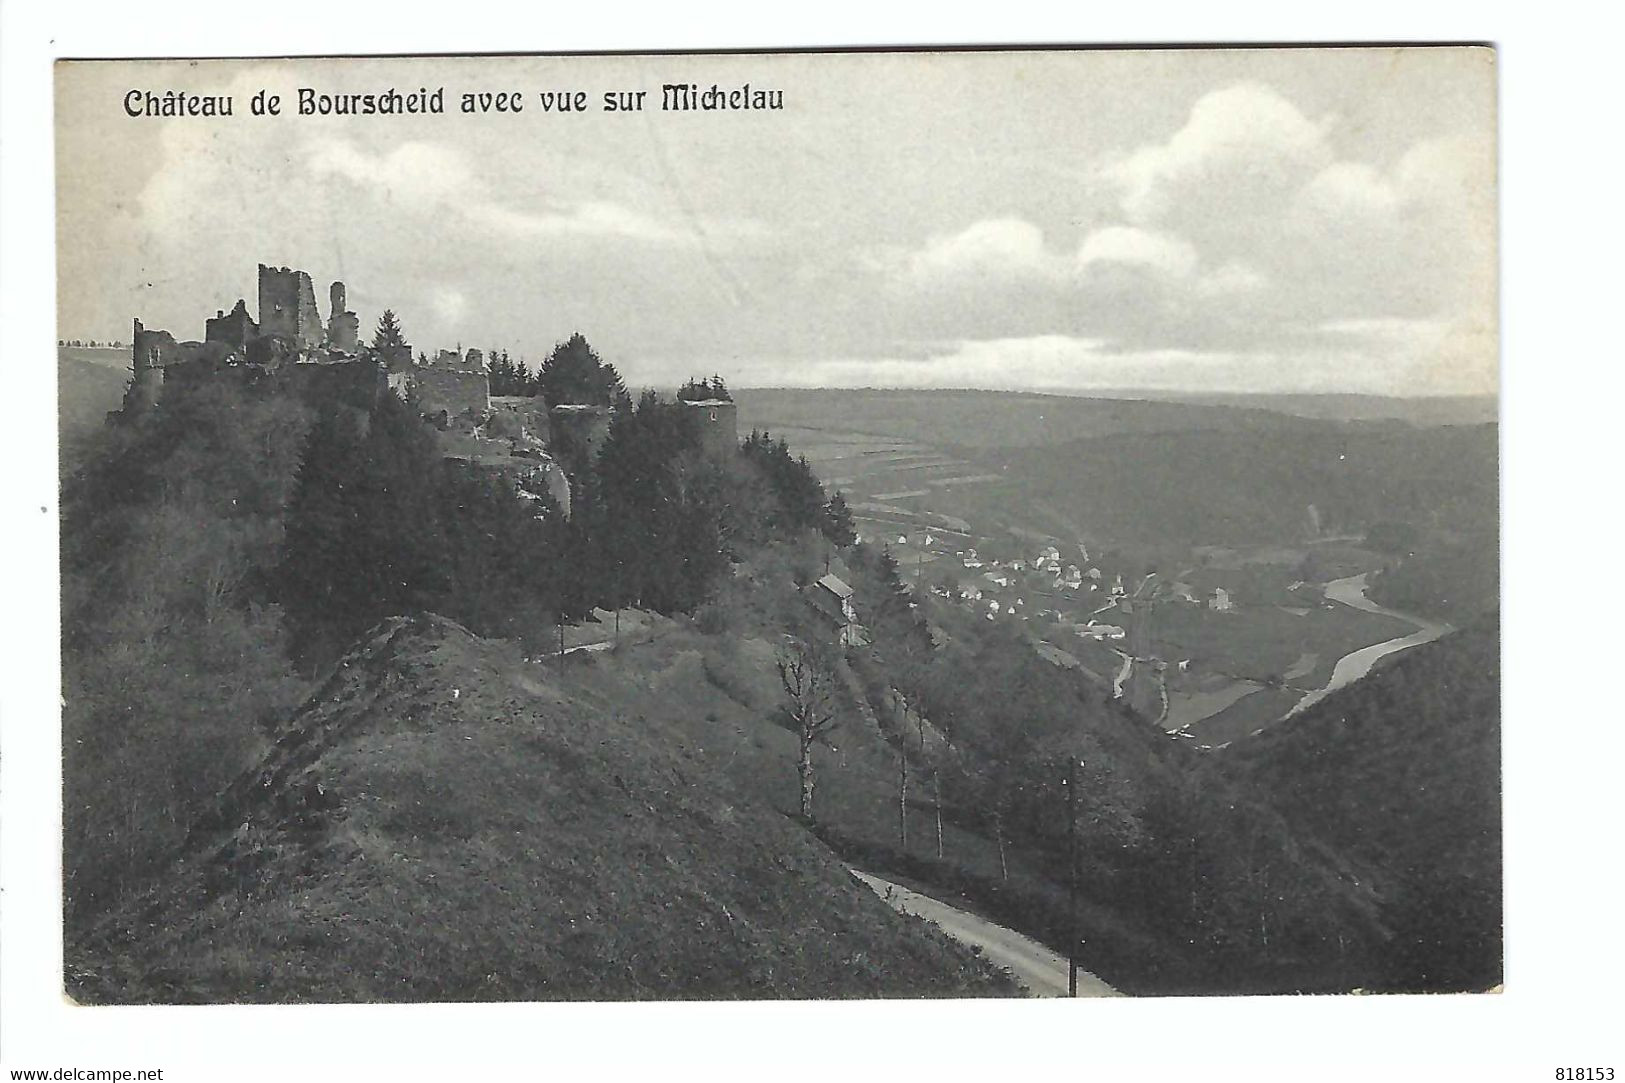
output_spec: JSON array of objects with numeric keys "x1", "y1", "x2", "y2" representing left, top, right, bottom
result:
[
  {"x1": 125, "y1": 264, "x2": 398, "y2": 415},
  {"x1": 119, "y1": 261, "x2": 739, "y2": 519}
]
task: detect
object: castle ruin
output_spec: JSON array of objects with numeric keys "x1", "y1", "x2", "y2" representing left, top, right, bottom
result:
[
  {"x1": 113, "y1": 261, "x2": 740, "y2": 520},
  {"x1": 257, "y1": 264, "x2": 324, "y2": 349},
  {"x1": 681, "y1": 398, "x2": 739, "y2": 460},
  {"x1": 327, "y1": 282, "x2": 360, "y2": 354}
]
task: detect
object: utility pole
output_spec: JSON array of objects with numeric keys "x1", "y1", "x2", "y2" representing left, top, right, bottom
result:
[
  {"x1": 933, "y1": 769, "x2": 944, "y2": 860},
  {"x1": 1067, "y1": 756, "x2": 1080, "y2": 997}
]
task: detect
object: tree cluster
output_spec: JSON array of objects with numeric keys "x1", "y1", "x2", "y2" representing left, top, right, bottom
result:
[
  {"x1": 275, "y1": 338, "x2": 826, "y2": 657},
  {"x1": 276, "y1": 391, "x2": 569, "y2": 662},
  {"x1": 537, "y1": 333, "x2": 632, "y2": 409},
  {"x1": 676, "y1": 375, "x2": 732, "y2": 402},
  {"x1": 739, "y1": 429, "x2": 852, "y2": 547},
  {"x1": 485, "y1": 348, "x2": 535, "y2": 397}
]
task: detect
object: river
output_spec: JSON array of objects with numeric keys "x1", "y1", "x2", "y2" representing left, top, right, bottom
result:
[{"x1": 1284, "y1": 573, "x2": 1453, "y2": 718}]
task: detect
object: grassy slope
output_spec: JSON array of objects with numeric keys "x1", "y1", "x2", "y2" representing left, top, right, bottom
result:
[
  {"x1": 69, "y1": 615, "x2": 1013, "y2": 1003},
  {"x1": 1213, "y1": 615, "x2": 1502, "y2": 991}
]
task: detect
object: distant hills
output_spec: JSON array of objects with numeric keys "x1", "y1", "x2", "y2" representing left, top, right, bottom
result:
[
  {"x1": 977, "y1": 421, "x2": 1498, "y2": 550},
  {"x1": 733, "y1": 387, "x2": 1322, "y2": 449},
  {"x1": 735, "y1": 386, "x2": 1496, "y2": 448},
  {"x1": 1112, "y1": 390, "x2": 1497, "y2": 426},
  {"x1": 58, "y1": 350, "x2": 131, "y2": 470}
]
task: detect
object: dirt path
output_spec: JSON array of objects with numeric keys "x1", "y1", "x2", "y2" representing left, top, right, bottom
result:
[{"x1": 850, "y1": 870, "x2": 1119, "y2": 997}]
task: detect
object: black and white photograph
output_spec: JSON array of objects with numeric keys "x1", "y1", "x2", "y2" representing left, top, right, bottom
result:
[
  {"x1": 47, "y1": 46, "x2": 1503, "y2": 1006},
  {"x1": 19, "y1": 9, "x2": 1625, "y2": 1073}
]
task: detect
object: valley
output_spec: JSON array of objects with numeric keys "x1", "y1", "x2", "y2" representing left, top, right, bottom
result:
[
  {"x1": 734, "y1": 387, "x2": 1495, "y2": 745},
  {"x1": 58, "y1": 357, "x2": 1501, "y2": 999}
]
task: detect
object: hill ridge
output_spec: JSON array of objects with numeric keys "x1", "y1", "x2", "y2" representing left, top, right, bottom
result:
[{"x1": 69, "y1": 613, "x2": 1014, "y2": 1004}]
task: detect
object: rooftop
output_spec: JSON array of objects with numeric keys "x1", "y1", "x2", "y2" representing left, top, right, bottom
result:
[{"x1": 815, "y1": 574, "x2": 853, "y2": 599}]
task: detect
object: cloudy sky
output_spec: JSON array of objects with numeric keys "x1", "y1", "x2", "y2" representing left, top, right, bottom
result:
[{"x1": 56, "y1": 49, "x2": 1496, "y2": 395}]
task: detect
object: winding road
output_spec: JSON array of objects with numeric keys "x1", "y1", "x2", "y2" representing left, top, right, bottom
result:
[
  {"x1": 1110, "y1": 650, "x2": 1133, "y2": 699},
  {"x1": 850, "y1": 870, "x2": 1119, "y2": 997}
]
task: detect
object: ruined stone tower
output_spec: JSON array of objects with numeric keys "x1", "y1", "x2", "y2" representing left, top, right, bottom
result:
[
  {"x1": 326, "y1": 280, "x2": 360, "y2": 353},
  {"x1": 122, "y1": 317, "x2": 169, "y2": 412},
  {"x1": 682, "y1": 398, "x2": 739, "y2": 459},
  {"x1": 257, "y1": 264, "x2": 323, "y2": 349}
]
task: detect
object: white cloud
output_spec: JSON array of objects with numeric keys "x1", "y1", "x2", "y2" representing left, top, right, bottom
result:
[
  {"x1": 305, "y1": 139, "x2": 476, "y2": 209},
  {"x1": 303, "y1": 136, "x2": 764, "y2": 249},
  {"x1": 1298, "y1": 315, "x2": 1496, "y2": 396},
  {"x1": 1107, "y1": 83, "x2": 1331, "y2": 227},
  {"x1": 909, "y1": 217, "x2": 1064, "y2": 282},
  {"x1": 1317, "y1": 316, "x2": 1451, "y2": 340},
  {"x1": 467, "y1": 200, "x2": 685, "y2": 244},
  {"x1": 714, "y1": 335, "x2": 1259, "y2": 393},
  {"x1": 1077, "y1": 226, "x2": 1198, "y2": 279},
  {"x1": 1294, "y1": 161, "x2": 1401, "y2": 221},
  {"x1": 1196, "y1": 260, "x2": 1269, "y2": 298}
]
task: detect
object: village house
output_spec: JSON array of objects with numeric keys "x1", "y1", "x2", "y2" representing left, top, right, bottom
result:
[{"x1": 806, "y1": 573, "x2": 865, "y2": 646}]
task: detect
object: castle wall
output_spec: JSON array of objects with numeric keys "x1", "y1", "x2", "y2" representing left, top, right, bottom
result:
[
  {"x1": 121, "y1": 366, "x2": 164, "y2": 413},
  {"x1": 415, "y1": 367, "x2": 491, "y2": 423},
  {"x1": 433, "y1": 348, "x2": 487, "y2": 374},
  {"x1": 258, "y1": 264, "x2": 323, "y2": 348},
  {"x1": 206, "y1": 299, "x2": 258, "y2": 350},
  {"x1": 132, "y1": 318, "x2": 180, "y2": 370},
  {"x1": 488, "y1": 396, "x2": 552, "y2": 444},
  {"x1": 549, "y1": 404, "x2": 612, "y2": 460},
  {"x1": 127, "y1": 319, "x2": 238, "y2": 412}
]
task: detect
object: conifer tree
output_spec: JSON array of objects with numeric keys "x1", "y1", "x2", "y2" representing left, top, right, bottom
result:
[
  {"x1": 372, "y1": 309, "x2": 407, "y2": 353},
  {"x1": 538, "y1": 333, "x2": 629, "y2": 408},
  {"x1": 823, "y1": 490, "x2": 857, "y2": 547}
]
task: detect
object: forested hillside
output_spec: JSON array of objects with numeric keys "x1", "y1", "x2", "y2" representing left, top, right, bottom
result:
[
  {"x1": 60, "y1": 343, "x2": 845, "y2": 939},
  {"x1": 1216, "y1": 616, "x2": 1502, "y2": 991},
  {"x1": 62, "y1": 350, "x2": 1499, "y2": 999}
]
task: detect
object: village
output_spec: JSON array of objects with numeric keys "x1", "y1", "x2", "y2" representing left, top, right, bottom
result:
[{"x1": 812, "y1": 484, "x2": 1412, "y2": 747}]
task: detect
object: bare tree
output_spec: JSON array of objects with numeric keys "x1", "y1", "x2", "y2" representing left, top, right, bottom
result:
[{"x1": 777, "y1": 637, "x2": 840, "y2": 822}]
